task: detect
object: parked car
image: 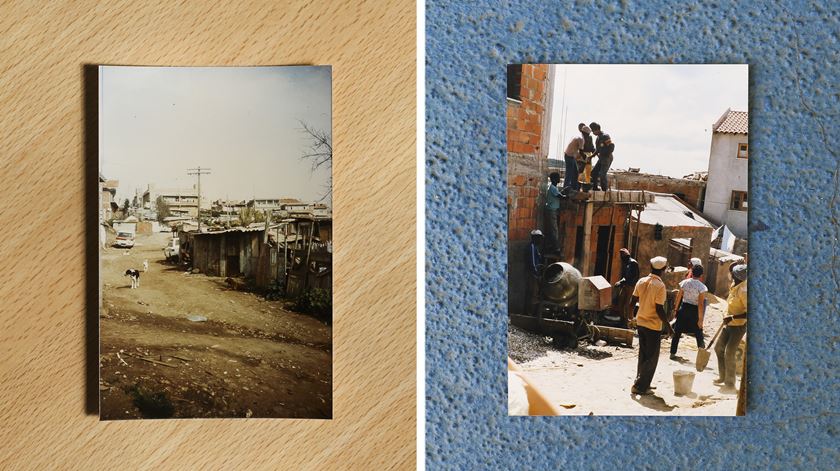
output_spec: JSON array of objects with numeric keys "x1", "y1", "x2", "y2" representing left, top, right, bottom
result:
[
  {"x1": 163, "y1": 237, "x2": 180, "y2": 262},
  {"x1": 114, "y1": 231, "x2": 135, "y2": 248}
]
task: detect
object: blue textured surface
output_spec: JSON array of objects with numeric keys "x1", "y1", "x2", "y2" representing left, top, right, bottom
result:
[{"x1": 425, "y1": 1, "x2": 839, "y2": 469}]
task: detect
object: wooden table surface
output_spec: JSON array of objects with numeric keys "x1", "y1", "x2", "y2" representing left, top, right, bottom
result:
[{"x1": 0, "y1": 1, "x2": 416, "y2": 469}]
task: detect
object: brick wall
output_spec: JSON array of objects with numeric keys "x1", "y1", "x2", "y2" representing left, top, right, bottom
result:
[
  {"x1": 507, "y1": 64, "x2": 549, "y2": 242},
  {"x1": 556, "y1": 201, "x2": 631, "y2": 284},
  {"x1": 506, "y1": 64, "x2": 549, "y2": 157},
  {"x1": 507, "y1": 64, "x2": 550, "y2": 314},
  {"x1": 612, "y1": 171, "x2": 706, "y2": 209},
  {"x1": 507, "y1": 153, "x2": 546, "y2": 241}
]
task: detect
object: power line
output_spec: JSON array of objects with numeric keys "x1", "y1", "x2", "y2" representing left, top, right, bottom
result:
[{"x1": 187, "y1": 167, "x2": 211, "y2": 232}]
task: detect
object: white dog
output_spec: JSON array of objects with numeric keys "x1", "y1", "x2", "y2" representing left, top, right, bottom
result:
[
  {"x1": 124, "y1": 269, "x2": 141, "y2": 289},
  {"x1": 143, "y1": 260, "x2": 149, "y2": 272}
]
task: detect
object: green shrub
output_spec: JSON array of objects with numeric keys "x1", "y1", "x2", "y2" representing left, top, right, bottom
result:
[{"x1": 295, "y1": 288, "x2": 332, "y2": 321}]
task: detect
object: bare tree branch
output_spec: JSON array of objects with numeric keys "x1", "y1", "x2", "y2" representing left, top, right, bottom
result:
[{"x1": 299, "y1": 120, "x2": 332, "y2": 200}]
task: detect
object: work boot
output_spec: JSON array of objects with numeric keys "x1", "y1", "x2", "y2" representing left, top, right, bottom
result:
[
  {"x1": 631, "y1": 385, "x2": 654, "y2": 395},
  {"x1": 713, "y1": 377, "x2": 725, "y2": 385}
]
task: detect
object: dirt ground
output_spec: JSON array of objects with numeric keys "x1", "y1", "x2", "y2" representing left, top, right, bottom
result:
[
  {"x1": 510, "y1": 294, "x2": 743, "y2": 416},
  {"x1": 99, "y1": 231, "x2": 331, "y2": 420}
]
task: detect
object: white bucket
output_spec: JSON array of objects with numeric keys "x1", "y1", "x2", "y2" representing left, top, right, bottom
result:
[{"x1": 673, "y1": 370, "x2": 696, "y2": 396}]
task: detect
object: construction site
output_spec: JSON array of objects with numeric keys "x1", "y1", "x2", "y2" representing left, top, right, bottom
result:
[{"x1": 506, "y1": 65, "x2": 748, "y2": 416}]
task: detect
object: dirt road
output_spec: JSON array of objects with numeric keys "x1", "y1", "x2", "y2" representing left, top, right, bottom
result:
[
  {"x1": 511, "y1": 294, "x2": 742, "y2": 416},
  {"x1": 99, "y1": 231, "x2": 331, "y2": 419}
]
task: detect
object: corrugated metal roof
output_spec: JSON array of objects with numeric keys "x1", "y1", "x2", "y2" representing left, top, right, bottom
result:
[
  {"x1": 712, "y1": 109, "x2": 748, "y2": 134},
  {"x1": 194, "y1": 226, "x2": 265, "y2": 235},
  {"x1": 638, "y1": 192, "x2": 714, "y2": 228}
]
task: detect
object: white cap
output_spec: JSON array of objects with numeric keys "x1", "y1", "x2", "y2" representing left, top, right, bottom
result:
[
  {"x1": 690, "y1": 257, "x2": 702, "y2": 267},
  {"x1": 530, "y1": 229, "x2": 543, "y2": 237},
  {"x1": 650, "y1": 256, "x2": 668, "y2": 270}
]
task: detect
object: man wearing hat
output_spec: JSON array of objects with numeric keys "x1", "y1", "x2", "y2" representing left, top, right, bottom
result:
[
  {"x1": 614, "y1": 248, "x2": 640, "y2": 327},
  {"x1": 715, "y1": 263, "x2": 748, "y2": 392},
  {"x1": 685, "y1": 257, "x2": 704, "y2": 282},
  {"x1": 630, "y1": 256, "x2": 669, "y2": 395}
]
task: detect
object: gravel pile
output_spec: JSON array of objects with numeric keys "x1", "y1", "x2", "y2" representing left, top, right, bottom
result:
[{"x1": 508, "y1": 325, "x2": 554, "y2": 363}]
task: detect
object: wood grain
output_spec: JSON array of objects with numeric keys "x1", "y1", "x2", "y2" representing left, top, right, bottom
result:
[{"x1": 0, "y1": 1, "x2": 416, "y2": 469}]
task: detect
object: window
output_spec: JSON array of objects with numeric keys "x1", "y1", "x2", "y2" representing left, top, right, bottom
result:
[
  {"x1": 730, "y1": 190, "x2": 748, "y2": 211},
  {"x1": 507, "y1": 65, "x2": 522, "y2": 101},
  {"x1": 737, "y1": 143, "x2": 748, "y2": 159}
]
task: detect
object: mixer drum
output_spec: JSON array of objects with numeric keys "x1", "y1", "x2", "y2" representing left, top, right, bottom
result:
[{"x1": 540, "y1": 262, "x2": 582, "y2": 307}]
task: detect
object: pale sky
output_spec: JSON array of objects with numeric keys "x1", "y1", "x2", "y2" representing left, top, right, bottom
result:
[
  {"x1": 549, "y1": 64, "x2": 748, "y2": 177},
  {"x1": 100, "y1": 66, "x2": 331, "y2": 206}
]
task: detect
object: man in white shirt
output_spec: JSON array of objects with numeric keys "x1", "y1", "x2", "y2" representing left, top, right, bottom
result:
[{"x1": 561, "y1": 124, "x2": 590, "y2": 195}]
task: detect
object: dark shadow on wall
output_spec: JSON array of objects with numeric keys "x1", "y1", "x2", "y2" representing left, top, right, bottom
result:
[{"x1": 83, "y1": 64, "x2": 99, "y2": 415}]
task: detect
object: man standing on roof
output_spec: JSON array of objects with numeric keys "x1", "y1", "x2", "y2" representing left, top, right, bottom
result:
[
  {"x1": 614, "y1": 248, "x2": 640, "y2": 327},
  {"x1": 579, "y1": 123, "x2": 595, "y2": 186},
  {"x1": 561, "y1": 125, "x2": 588, "y2": 195},
  {"x1": 630, "y1": 256, "x2": 670, "y2": 395},
  {"x1": 589, "y1": 122, "x2": 615, "y2": 191}
]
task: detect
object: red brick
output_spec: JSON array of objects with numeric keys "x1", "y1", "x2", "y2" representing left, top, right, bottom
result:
[
  {"x1": 510, "y1": 141, "x2": 528, "y2": 154},
  {"x1": 511, "y1": 175, "x2": 526, "y2": 186},
  {"x1": 533, "y1": 66, "x2": 547, "y2": 81}
]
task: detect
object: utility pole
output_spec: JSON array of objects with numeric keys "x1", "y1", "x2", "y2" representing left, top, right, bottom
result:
[{"x1": 187, "y1": 166, "x2": 211, "y2": 232}]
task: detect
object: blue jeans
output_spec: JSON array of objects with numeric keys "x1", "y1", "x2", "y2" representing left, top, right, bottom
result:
[
  {"x1": 591, "y1": 154, "x2": 613, "y2": 190},
  {"x1": 563, "y1": 154, "x2": 579, "y2": 191}
]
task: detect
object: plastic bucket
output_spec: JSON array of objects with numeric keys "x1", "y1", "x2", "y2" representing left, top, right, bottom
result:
[{"x1": 673, "y1": 370, "x2": 696, "y2": 396}]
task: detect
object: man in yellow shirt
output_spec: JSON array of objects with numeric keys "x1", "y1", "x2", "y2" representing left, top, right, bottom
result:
[
  {"x1": 715, "y1": 263, "x2": 748, "y2": 392},
  {"x1": 630, "y1": 256, "x2": 670, "y2": 395}
]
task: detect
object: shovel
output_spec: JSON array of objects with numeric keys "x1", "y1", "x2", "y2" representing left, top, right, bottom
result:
[{"x1": 696, "y1": 323, "x2": 724, "y2": 372}]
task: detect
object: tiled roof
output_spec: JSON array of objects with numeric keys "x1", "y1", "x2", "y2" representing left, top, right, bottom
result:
[{"x1": 712, "y1": 109, "x2": 748, "y2": 134}]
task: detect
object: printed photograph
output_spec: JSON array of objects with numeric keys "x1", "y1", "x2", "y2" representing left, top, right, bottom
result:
[
  {"x1": 98, "y1": 66, "x2": 332, "y2": 419},
  {"x1": 506, "y1": 64, "x2": 748, "y2": 416}
]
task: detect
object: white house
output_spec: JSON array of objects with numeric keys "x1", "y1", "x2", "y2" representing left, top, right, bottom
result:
[{"x1": 703, "y1": 109, "x2": 748, "y2": 238}]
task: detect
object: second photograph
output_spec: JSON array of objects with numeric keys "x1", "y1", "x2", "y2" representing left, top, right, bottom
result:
[{"x1": 507, "y1": 64, "x2": 749, "y2": 416}]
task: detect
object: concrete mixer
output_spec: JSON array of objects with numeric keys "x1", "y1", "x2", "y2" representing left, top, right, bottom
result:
[{"x1": 510, "y1": 262, "x2": 634, "y2": 348}]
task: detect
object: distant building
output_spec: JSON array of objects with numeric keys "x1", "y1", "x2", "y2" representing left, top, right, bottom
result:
[
  {"x1": 247, "y1": 198, "x2": 303, "y2": 212},
  {"x1": 244, "y1": 199, "x2": 331, "y2": 219},
  {"x1": 212, "y1": 199, "x2": 248, "y2": 214},
  {"x1": 99, "y1": 173, "x2": 119, "y2": 221},
  {"x1": 703, "y1": 109, "x2": 748, "y2": 237},
  {"x1": 143, "y1": 184, "x2": 199, "y2": 217}
]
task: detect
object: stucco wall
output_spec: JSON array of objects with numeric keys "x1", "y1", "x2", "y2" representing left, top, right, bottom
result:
[
  {"x1": 704, "y1": 132, "x2": 748, "y2": 236},
  {"x1": 634, "y1": 223, "x2": 713, "y2": 287}
]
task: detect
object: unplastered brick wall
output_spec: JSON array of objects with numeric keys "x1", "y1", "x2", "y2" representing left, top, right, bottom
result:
[
  {"x1": 612, "y1": 171, "x2": 706, "y2": 209},
  {"x1": 556, "y1": 201, "x2": 630, "y2": 283},
  {"x1": 506, "y1": 64, "x2": 548, "y2": 156},
  {"x1": 508, "y1": 152, "x2": 546, "y2": 241}
]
